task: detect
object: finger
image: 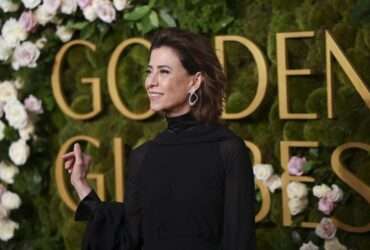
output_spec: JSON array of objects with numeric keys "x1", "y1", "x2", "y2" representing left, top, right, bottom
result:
[
  {"x1": 62, "y1": 154, "x2": 75, "y2": 161},
  {"x1": 73, "y1": 143, "x2": 82, "y2": 165},
  {"x1": 62, "y1": 152, "x2": 75, "y2": 159},
  {"x1": 82, "y1": 153, "x2": 92, "y2": 166},
  {"x1": 64, "y1": 159, "x2": 74, "y2": 170}
]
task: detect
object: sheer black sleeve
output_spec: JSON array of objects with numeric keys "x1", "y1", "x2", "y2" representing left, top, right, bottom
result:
[
  {"x1": 219, "y1": 137, "x2": 256, "y2": 250},
  {"x1": 74, "y1": 143, "x2": 149, "y2": 250}
]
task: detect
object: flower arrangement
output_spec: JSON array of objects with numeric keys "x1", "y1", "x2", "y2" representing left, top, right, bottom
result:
[{"x1": 0, "y1": 79, "x2": 43, "y2": 241}]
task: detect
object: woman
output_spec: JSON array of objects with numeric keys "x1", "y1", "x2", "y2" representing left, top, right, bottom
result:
[{"x1": 63, "y1": 27, "x2": 256, "y2": 250}]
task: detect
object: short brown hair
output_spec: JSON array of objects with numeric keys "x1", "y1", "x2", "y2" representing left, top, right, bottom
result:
[{"x1": 149, "y1": 28, "x2": 227, "y2": 124}]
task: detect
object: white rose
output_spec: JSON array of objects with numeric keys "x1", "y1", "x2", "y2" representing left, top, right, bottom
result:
[
  {"x1": 1, "y1": 18, "x2": 28, "y2": 47},
  {"x1": 11, "y1": 41, "x2": 40, "y2": 70},
  {"x1": 0, "y1": 205, "x2": 9, "y2": 220},
  {"x1": 0, "y1": 162, "x2": 19, "y2": 184},
  {"x1": 0, "y1": 0, "x2": 20, "y2": 13},
  {"x1": 113, "y1": 0, "x2": 127, "y2": 11},
  {"x1": 0, "y1": 36, "x2": 13, "y2": 61},
  {"x1": 300, "y1": 241, "x2": 319, "y2": 250},
  {"x1": 19, "y1": 121, "x2": 35, "y2": 140},
  {"x1": 287, "y1": 181, "x2": 308, "y2": 199},
  {"x1": 0, "y1": 121, "x2": 5, "y2": 141},
  {"x1": 313, "y1": 184, "x2": 331, "y2": 198},
  {"x1": 35, "y1": 37, "x2": 47, "y2": 49},
  {"x1": 315, "y1": 217, "x2": 337, "y2": 240},
  {"x1": 35, "y1": 5, "x2": 56, "y2": 25},
  {"x1": 0, "y1": 219, "x2": 19, "y2": 241},
  {"x1": 43, "y1": 0, "x2": 61, "y2": 13},
  {"x1": 21, "y1": 0, "x2": 41, "y2": 9},
  {"x1": 61, "y1": 0, "x2": 77, "y2": 14},
  {"x1": 0, "y1": 191, "x2": 21, "y2": 210},
  {"x1": 288, "y1": 197, "x2": 308, "y2": 216},
  {"x1": 56, "y1": 26, "x2": 74, "y2": 42},
  {"x1": 0, "y1": 81, "x2": 17, "y2": 103},
  {"x1": 95, "y1": 0, "x2": 116, "y2": 23},
  {"x1": 83, "y1": 4, "x2": 97, "y2": 21},
  {"x1": 7, "y1": 107, "x2": 30, "y2": 127},
  {"x1": 253, "y1": 164, "x2": 273, "y2": 182},
  {"x1": 324, "y1": 237, "x2": 347, "y2": 250},
  {"x1": 265, "y1": 174, "x2": 281, "y2": 193},
  {"x1": 9, "y1": 139, "x2": 30, "y2": 166},
  {"x1": 326, "y1": 184, "x2": 343, "y2": 203}
]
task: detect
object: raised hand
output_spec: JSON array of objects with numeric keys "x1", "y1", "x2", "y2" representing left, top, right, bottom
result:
[{"x1": 63, "y1": 143, "x2": 92, "y2": 200}]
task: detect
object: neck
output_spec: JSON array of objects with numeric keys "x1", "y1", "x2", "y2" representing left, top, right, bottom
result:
[{"x1": 165, "y1": 111, "x2": 198, "y2": 134}]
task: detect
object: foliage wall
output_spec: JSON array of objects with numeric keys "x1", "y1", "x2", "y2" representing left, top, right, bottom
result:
[{"x1": 0, "y1": 0, "x2": 369, "y2": 249}]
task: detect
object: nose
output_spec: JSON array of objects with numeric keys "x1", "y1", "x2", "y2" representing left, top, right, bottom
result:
[{"x1": 145, "y1": 71, "x2": 159, "y2": 89}]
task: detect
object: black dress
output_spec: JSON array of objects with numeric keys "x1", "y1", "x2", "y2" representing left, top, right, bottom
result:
[{"x1": 75, "y1": 112, "x2": 256, "y2": 250}]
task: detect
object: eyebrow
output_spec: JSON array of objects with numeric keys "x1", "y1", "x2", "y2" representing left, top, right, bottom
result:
[{"x1": 147, "y1": 65, "x2": 172, "y2": 70}]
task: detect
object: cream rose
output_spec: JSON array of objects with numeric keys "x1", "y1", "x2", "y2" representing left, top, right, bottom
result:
[
  {"x1": 43, "y1": 0, "x2": 61, "y2": 13},
  {"x1": 313, "y1": 184, "x2": 331, "y2": 198},
  {"x1": 1, "y1": 18, "x2": 28, "y2": 47},
  {"x1": 299, "y1": 241, "x2": 319, "y2": 250},
  {"x1": 0, "y1": 162, "x2": 19, "y2": 184},
  {"x1": 9, "y1": 139, "x2": 31, "y2": 166},
  {"x1": 11, "y1": 41, "x2": 40, "y2": 70},
  {"x1": 4, "y1": 99, "x2": 28, "y2": 130},
  {"x1": 0, "y1": 81, "x2": 17, "y2": 103},
  {"x1": 35, "y1": 37, "x2": 47, "y2": 49},
  {"x1": 0, "y1": 0, "x2": 20, "y2": 13},
  {"x1": 315, "y1": 217, "x2": 337, "y2": 240},
  {"x1": 56, "y1": 26, "x2": 74, "y2": 42},
  {"x1": 287, "y1": 181, "x2": 308, "y2": 199},
  {"x1": 324, "y1": 237, "x2": 347, "y2": 250},
  {"x1": 0, "y1": 205, "x2": 9, "y2": 220},
  {"x1": 253, "y1": 164, "x2": 273, "y2": 182},
  {"x1": 326, "y1": 184, "x2": 343, "y2": 203},
  {"x1": 61, "y1": 0, "x2": 77, "y2": 14},
  {"x1": 0, "y1": 121, "x2": 5, "y2": 141},
  {"x1": 35, "y1": 5, "x2": 56, "y2": 25},
  {"x1": 21, "y1": 0, "x2": 41, "y2": 9},
  {"x1": 265, "y1": 174, "x2": 281, "y2": 193},
  {"x1": 288, "y1": 197, "x2": 308, "y2": 216},
  {"x1": 0, "y1": 191, "x2": 21, "y2": 210},
  {"x1": 0, "y1": 36, "x2": 13, "y2": 61},
  {"x1": 95, "y1": 0, "x2": 116, "y2": 23},
  {"x1": 83, "y1": 5, "x2": 97, "y2": 21},
  {"x1": 19, "y1": 121, "x2": 35, "y2": 141},
  {"x1": 113, "y1": 0, "x2": 128, "y2": 11},
  {"x1": 0, "y1": 219, "x2": 19, "y2": 241}
]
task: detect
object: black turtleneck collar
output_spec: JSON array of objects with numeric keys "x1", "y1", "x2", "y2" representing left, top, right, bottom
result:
[{"x1": 165, "y1": 112, "x2": 199, "y2": 134}]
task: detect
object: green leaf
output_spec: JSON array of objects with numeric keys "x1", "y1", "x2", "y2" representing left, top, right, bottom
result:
[
  {"x1": 4, "y1": 126, "x2": 18, "y2": 141},
  {"x1": 80, "y1": 23, "x2": 96, "y2": 40},
  {"x1": 159, "y1": 10, "x2": 176, "y2": 27},
  {"x1": 124, "y1": 5, "x2": 151, "y2": 21},
  {"x1": 213, "y1": 16, "x2": 234, "y2": 33},
  {"x1": 303, "y1": 161, "x2": 315, "y2": 173},
  {"x1": 66, "y1": 21, "x2": 89, "y2": 30},
  {"x1": 149, "y1": 11, "x2": 159, "y2": 27},
  {"x1": 308, "y1": 148, "x2": 319, "y2": 158}
]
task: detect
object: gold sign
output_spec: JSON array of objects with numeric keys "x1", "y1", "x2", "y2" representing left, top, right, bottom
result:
[{"x1": 52, "y1": 31, "x2": 370, "y2": 232}]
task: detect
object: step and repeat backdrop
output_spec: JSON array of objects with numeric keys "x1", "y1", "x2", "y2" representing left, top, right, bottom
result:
[{"x1": 0, "y1": 0, "x2": 369, "y2": 250}]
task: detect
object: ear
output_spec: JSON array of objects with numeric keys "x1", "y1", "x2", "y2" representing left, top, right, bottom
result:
[{"x1": 188, "y1": 72, "x2": 203, "y2": 93}]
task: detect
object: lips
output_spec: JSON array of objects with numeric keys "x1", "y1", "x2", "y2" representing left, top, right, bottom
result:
[{"x1": 148, "y1": 92, "x2": 164, "y2": 96}]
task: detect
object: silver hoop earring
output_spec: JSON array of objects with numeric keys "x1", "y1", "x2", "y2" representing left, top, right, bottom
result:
[{"x1": 188, "y1": 91, "x2": 198, "y2": 106}]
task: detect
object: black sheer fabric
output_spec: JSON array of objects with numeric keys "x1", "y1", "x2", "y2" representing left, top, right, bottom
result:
[{"x1": 75, "y1": 112, "x2": 256, "y2": 250}]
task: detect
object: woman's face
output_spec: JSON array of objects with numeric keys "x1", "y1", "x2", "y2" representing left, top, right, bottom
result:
[{"x1": 145, "y1": 46, "x2": 199, "y2": 117}]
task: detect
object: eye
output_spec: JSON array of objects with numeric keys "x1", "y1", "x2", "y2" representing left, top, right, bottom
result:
[
  {"x1": 145, "y1": 69, "x2": 151, "y2": 75},
  {"x1": 160, "y1": 69, "x2": 170, "y2": 74}
]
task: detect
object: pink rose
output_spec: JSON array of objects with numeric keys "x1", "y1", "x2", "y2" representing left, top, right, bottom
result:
[
  {"x1": 318, "y1": 196, "x2": 335, "y2": 215},
  {"x1": 326, "y1": 184, "x2": 343, "y2": 203},
  {"x1": 77, "y1": 0, "x2": 92, "y2": 9},
  {"x1": 315, "y1": 217, "x2": 337, "y2": 240},
  {"x1": 19, "y1": 11, "x2": 38, "y2": 32},
  {"x1": 288, "y1": 156, "x2": 306, "y2": 176},
  {"x1": 11, "y1": 41, "x2": 40, "y2": 70},
  {"x1": 24, "y1": 94, "x2": 43, "y2": 114},
  {"x1": 95, "y1": 0, "x2": 116, "y2": 23}
]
